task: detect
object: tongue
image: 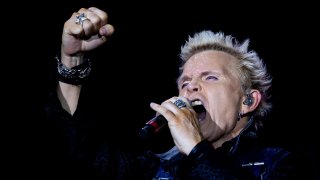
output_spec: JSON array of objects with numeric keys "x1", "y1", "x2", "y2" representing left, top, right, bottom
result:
[{"x1": 197, "y1": 112, "x2": 206, "y2": 122}]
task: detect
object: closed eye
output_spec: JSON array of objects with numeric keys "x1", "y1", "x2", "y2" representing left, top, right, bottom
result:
[
  {"x1": 205, "y1": 75, "x2": 218, "y2": 80},
  {"x1": 181, "y1": 82, "x2": 189, "y2": 89}
]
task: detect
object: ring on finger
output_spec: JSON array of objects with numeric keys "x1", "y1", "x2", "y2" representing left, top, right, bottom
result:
[{"x1": 75, "y1": 13, "x2": 88, "y2": 26}]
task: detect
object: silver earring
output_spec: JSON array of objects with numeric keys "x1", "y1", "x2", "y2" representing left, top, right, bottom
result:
[{"x1": 238, "y1": 112, "x2": 243, "y2": 120}]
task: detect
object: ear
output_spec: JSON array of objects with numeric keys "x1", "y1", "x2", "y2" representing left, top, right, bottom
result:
[{"x1": 241, "y1": 89, "x2": 261, "y2": 115}]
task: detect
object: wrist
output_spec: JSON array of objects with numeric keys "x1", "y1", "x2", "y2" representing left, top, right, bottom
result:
[
  {"x1": 60, "y1": 52, "x2": 85, "y2": 68},
  {"x1": 187, "y1": 140, "x2": 212, "y2": 162},
  {"x1": 56, "y1": 55, "x2": 91, "y2": 85}
]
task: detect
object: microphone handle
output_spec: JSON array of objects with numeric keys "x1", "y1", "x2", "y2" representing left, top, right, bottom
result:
[{"x1": 139, "y1": 115, "x2": 167, "y2": 139}]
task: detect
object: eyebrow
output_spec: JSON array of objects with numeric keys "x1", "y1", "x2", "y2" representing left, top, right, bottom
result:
[{"x1": 177, "y1": 76, "x2": 188, "y2": 86}]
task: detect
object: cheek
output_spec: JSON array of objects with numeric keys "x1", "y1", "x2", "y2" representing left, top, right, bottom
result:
[
  {"x1": 178, "y1": 91, "x2": 184, "y2": 96},
  {"x1": 208, "y1": 97, "x2": 238, "y2": 127},
  {"x1": 213, "y1": 87, "x2": 239, "y2": 108}
]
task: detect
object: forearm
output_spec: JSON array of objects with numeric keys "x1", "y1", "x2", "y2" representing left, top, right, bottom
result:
[
  {"x1": 57, "y1": 53, "x2": 84, "y2": 115},
  {"x1": 57, "y1": 82, "x2": 81, "y2": 115}
]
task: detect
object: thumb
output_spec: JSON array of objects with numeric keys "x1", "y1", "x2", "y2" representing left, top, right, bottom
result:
[
  {"x1": 99, "y1": 24, "x2": 115, "y2": 40},
  {"x1": 82, "y1": 24, "x2": 115, "y2": 51}
]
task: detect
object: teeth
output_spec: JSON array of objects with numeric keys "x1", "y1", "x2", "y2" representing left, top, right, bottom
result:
[{"x1": 191, "y1": 100, "x2": 202, "y2": 107}]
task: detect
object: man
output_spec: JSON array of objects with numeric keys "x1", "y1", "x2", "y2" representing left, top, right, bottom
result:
[{"x1": 46, "y1": 7, "x2": 309, "y2": 179}]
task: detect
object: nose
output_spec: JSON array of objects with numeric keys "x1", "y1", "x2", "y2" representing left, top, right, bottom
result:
[{"x1": 187, "y1": 79, "x2": 200, "y2": 92}]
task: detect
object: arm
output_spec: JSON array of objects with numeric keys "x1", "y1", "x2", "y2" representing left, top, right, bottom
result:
[
  {"x1": 57, "y1": 7, "x2": 114, "y2": 115},
  {"x1": 43, "y1": 7, "x2": 146, "y2": 179}
]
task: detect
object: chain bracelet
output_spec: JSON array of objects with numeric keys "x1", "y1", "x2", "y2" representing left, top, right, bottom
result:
[{"x1": 56, "y1": 56, "x2": 91, "y2": 79}]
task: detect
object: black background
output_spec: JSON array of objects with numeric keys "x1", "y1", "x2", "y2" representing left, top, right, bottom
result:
[{"x1": 6, "y1": 0, "x2": 319, "y2": 176}]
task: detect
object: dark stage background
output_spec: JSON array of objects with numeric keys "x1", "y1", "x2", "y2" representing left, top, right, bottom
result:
[{"x1": 7, "y1": 0, "x2": 318, "y2": 177}]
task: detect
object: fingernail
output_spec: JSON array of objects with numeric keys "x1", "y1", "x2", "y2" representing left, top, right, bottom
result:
[
  {"x1": 150, "y1": 102, "x2": 158, "y2": 108},
  {"x1": 100, "y1": 27, "x2": 108, "y2": 35}
]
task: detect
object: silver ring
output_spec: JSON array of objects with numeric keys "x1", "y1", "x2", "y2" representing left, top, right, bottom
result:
[
  {"x1": 75, "y1": 13, "x2": 88, "y2": 26},
  {"x1": 174, "y1": 99, "x2": 187, "y2": 109}
]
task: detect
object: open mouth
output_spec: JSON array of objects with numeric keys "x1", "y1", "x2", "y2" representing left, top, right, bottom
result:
[{"x1": 191, "y1": 100, "x2": 206, "y2": 122}]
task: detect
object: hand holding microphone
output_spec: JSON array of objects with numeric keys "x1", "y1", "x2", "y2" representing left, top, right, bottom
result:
[{"x1": 139, "y1": 98, "x2": 190, "y2": 139}]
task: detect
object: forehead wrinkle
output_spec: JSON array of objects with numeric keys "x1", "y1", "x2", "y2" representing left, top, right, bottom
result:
[{"x1": 178, "y1": 50, "x2": 239, "y2": 85}]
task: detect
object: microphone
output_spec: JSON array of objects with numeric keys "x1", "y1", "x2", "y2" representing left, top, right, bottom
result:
[
  {"x1": 139, "y1": 99, "x2": 204, "y2": 139},
  {"x1": 139, "y1": 114, "x2": 168, "y2": 139}
]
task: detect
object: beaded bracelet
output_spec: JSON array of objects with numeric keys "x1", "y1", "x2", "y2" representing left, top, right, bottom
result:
[{"x1": 56, "y1": 56, "x2": 91, "y2": 85}]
